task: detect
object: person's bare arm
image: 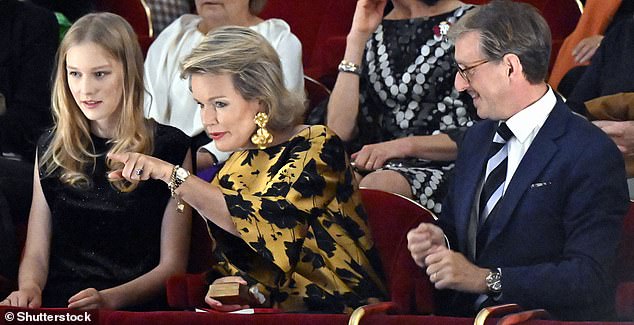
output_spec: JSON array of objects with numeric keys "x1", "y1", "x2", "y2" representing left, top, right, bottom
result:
[
  {"x1": 327, "y1": 0, "x2": 388, "y2": 141},
  {"x1": 351, "y1": 134, "x2": 458, "y2": 171}
]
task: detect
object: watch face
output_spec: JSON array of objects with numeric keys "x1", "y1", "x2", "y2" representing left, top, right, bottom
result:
[
  {"x1": 176, "y1": 167, "x2": 190, "y2": 180},
  {"x1": 486, "y1": 270, "x2": 502, "y2": 293}
]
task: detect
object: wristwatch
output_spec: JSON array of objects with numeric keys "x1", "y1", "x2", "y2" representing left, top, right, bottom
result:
[
  {"x1": 174, "y1": 165, "x2": 190, "y2": 187},
  {"x1": 485, "y1": 268, "x2": 502, "y2": 295},
  {"x1": 168, "y1": 165, "x2": 190, "y2": 213},
  {"x1": 338, "y1": 60, "x2": 361, "y2": 76}
]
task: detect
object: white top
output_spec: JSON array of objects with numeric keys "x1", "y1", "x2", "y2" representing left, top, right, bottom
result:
[
  {"x1": 144, "y1": 14, "x2": 304, "y2": 161},
  {"x1": 503, "y1": 86, "x2": 556, "y2": 192}
]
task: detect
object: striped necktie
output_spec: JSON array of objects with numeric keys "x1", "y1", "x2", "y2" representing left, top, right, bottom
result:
[{"x1": 478, "y1": 122, "x2": 514, "y2": 228}]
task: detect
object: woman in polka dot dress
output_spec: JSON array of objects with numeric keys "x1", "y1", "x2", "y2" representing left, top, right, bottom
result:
[{"x1": 327, "y1": 0, "x2": 476, "y2": 213}]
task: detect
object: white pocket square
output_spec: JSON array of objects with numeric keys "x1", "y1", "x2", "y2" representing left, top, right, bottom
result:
[{"x1": 530, "y1": 181, "x2": 552, "y2": 188}]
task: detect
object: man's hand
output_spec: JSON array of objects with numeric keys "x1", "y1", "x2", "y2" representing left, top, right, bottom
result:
[
  {"x1": 593, "y1": 120, "x2": 634, "y2": 156},
  {"x1": 424, "y1": 246, "x2": 489, "y2": 294},
  {"x1": 407, "y1": 222, "x2": 446, "y2": 268}
]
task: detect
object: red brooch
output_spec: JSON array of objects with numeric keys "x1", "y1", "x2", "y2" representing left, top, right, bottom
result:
[{"x1": 433, "y1": 21, "x2": 451, "y2": 41}]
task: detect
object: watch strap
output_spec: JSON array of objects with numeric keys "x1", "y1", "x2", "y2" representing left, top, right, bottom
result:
[{"x1": 168, "y1": 165, "x2": 188, "y2": 213}]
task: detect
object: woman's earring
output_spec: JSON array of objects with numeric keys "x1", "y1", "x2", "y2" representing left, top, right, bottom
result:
[{"x1": 251, "y1": 112, "x2": 273, "y2": 149}]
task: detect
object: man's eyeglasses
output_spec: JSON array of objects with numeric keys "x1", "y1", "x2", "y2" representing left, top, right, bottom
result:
[{"x1": 456, "y1": 59, "x2": 489, "y2": 83}]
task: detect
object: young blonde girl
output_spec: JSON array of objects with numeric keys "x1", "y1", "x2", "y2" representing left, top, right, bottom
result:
[{"x1": 1, "y1": 12, "x2": 192, "y2": 310}]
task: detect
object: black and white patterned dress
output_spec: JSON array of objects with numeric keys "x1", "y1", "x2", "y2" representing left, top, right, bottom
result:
[{"x1": 353, "y1": 5, "x2": 476, "y2": 213}]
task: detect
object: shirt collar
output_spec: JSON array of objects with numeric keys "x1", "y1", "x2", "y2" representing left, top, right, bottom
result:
[{"x1": 504, "y1": 86, "x2": 556, "y2": 144}]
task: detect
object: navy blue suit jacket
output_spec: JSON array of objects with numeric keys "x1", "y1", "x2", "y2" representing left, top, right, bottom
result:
[{"x1": 438, "y1": 99, "x2": 629, "y2": 320}]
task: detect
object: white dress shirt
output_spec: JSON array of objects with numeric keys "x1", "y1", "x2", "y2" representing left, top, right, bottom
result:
[{"x1": 502, "y1": 86, "x2": 556, "y2": 193}]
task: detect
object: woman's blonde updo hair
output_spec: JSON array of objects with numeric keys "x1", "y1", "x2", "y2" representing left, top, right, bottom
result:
[
  {"x1": 180, "y1": 25, "x2": 304, "y2": 133},
  {"x1": 41, "y1": 12, "x2": 154, "y2": 192}
]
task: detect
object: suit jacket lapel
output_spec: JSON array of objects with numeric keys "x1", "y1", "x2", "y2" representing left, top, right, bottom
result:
[{"x1": 482, "y1": 101, "x2": 570, "y2": 250}]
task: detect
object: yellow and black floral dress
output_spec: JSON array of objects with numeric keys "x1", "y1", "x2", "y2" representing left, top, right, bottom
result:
[{"x1": 206, "y1": 125, "x2": 386, "y2": 313}]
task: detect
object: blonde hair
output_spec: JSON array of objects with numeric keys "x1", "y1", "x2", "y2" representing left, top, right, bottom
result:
[
  {"x1": 180, "y1": 25, "x2": 304, "y2": 132},
  {"x1": 249, "y1": 0, "x2": 267, "y2": 15},
  {"x1": 41, "y1": 12, "x2": 154, "y2": 192}
]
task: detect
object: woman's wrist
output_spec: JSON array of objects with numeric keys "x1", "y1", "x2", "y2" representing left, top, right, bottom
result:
[
  {"x1": 20, "y1": 283, "x2": 42, "y2": 295},
  {"x1": 99, "y1": 288, "x2": 120, "y2": 310},
  {"x1": 345, "y1": 33, "x2": 369, "y2": 60},
  {"x1": 161, "y1": 164, "x2": 176, "y2": 184},
  {"x1": 393, "y1": 137, "x2": 414, "y2": 158}
]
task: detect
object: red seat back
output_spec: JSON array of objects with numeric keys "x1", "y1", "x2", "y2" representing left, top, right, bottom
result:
[
  {"x1": 260, "y1": 0, "x2": 326, "y2": 67},
  {"x1": 94, "y1": 0, "x2": 155, "y2": 56},
  {"x1": 359, "y1": 188, "x2": 437, "y2": 314},
  {"x1": 304, "y1": 76, "x2": 331, "y2": 117},
  {"x1": 306, "y1": 0, "x2": 356, "y2": 87},
  {"x1": 260, "y1": 0, "x2": 356, "y2": 86}
]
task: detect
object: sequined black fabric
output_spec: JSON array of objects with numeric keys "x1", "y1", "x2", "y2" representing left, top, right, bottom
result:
[
  {"x1": 37, "y1": 123, "x2": 189, "y2": 309},
  {"x1": 354, "y1": 5, "x2": 476, "y2": 213}
]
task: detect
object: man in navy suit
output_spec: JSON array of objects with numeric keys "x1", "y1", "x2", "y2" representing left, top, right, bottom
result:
[{"x1": 407, "y1": 0, "x2": 629, "y2": 321}]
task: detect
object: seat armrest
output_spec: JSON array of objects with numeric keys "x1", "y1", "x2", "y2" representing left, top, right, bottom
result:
[
  {"x1": 348, "y1": 301, "x2": 398, "y2": 325},
  {"x1": 166, "y1": 273, "x2": 207, "y2": 309},
  {"x1": 616, "y1": 281, "x2": 634, "y2": 320},
  {"x1": 474, "y1": 303, "x2": 523, "y2": 325},
  {"x1": 498, "y1": 309, "x2": 549, "y2": 325}
]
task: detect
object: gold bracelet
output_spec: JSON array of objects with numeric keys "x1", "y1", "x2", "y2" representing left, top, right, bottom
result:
[
  {"x1": 168, "y1": 165, "x2": 178, "y2": 198},
  {"x1": 338, "y1": 60, "x2": 361, "y2": 76}
]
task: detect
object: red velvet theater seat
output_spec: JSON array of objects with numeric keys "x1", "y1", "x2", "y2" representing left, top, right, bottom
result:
[
  {"x1": 303, "y1": 0, "x2": 357, "y2": 88},
  {"x1": 94, "y1": 0, "x2": 155, "y2": 56},
  {"x1": 357, "y1": 188, "x2": 438, "y2": 315},
  {"x1": 304, "y1": 76, "x2": 331, "y2": 117},
  {"x1": 260, "y1": 0, "x2": 356, "y2": 87},
  {"x1": 349, "y1": 189, "x2": 439, "y2": 325}
]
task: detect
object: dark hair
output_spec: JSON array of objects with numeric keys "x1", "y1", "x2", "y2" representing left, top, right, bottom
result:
[{"x1": 449, "y1": 0, "x2": 551, "y2": 84}]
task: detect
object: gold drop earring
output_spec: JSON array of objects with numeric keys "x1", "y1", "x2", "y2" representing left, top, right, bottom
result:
[{"x1": 251, "y1": 112, "x2": 273, "y2": 149}]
